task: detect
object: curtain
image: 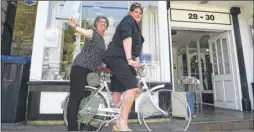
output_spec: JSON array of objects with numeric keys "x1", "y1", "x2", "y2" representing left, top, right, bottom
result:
[{"x1": 141, "y1": 6, "x2": 161, "y2": 81}]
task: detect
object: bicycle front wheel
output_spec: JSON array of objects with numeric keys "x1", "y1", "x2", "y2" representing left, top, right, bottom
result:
[{"x1": 137, "y1": 88, "x2": 192, "y2": 131}]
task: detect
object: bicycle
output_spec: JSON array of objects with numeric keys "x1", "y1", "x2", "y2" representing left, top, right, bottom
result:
[{"x1": 61, "y1": 62, "x2": 192, "y2": 131}]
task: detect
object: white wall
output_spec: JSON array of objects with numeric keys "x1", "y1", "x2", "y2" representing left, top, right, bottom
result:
[
  {"x1": 158, "y1": 1, "x2": 170, "y2": 82},
  {"x1": 170, "y1": 2, "x2": 229, "y2": 13},
  {"x1": 238, "y1": 7, "x2": 254, "y2": 110}
]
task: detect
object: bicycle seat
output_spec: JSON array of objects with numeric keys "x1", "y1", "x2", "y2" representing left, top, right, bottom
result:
[{"x1": 97, "y1": 66, "x2": 111, "y2": 73}]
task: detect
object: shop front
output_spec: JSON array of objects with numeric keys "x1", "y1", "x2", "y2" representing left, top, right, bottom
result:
[
  {"x1": 168, "y1": 1, "x2": 253, "y2": 111},
  {"x1": 26, "y1": 1, "x2": 253, "y2": 122},
  {"x1": 26, "y1": 1, "x2": 170, "y2": 120}
]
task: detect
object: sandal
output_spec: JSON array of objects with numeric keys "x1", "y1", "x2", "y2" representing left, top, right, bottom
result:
[{"x1": 112, "y1": 123, "x2": 132, "y2": 131}]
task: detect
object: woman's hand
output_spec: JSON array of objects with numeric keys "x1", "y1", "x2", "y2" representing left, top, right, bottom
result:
[
  {"x1": 68, "y1": 17, "x2": 93, "y2": 39},
  {"x1": 128, "y1": 60, "x2": 142, "y2": 68},
  {"x1": 68, "y1": 17, "x2": 77, "y2": 29}
]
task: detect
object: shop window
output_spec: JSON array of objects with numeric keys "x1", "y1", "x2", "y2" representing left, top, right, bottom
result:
[
  {"x1": 140, "y1": 4, "x2": 161, "y2": 81},
  {"x1": 40, "y1": 1, "x2": 161, "y2": 81}
]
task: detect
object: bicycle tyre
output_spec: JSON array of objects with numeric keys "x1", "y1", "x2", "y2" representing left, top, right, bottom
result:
[
  {"x1": 137, "y1": 88, "x2": 192, "y2": 131},
  {"x1": 62, "y1": 86, "x2": 109, "y2": 131}
]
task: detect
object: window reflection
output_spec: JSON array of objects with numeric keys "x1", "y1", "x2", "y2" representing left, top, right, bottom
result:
[
  {"x1": 81, "y1": 1, "x2": 129, "y2": 47},
  {"x1": 42, "y1": 1, "x2": 161, "y2": 81}
]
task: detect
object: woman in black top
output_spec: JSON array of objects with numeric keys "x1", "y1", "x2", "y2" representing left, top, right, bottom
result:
[
  {"x1": 67, "y1": 15, "x2": 109, "y2": 131},
  {"x1": 103, "y1": 3, "x2": 144, "y2": 131}
]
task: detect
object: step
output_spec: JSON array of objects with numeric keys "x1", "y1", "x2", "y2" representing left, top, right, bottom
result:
[
  {"x1": 188, "y1": 119, "x2": 253, "y2": 131},
  {"x1": 26, "y1": 119, "x2": 253, "y2": 131}
]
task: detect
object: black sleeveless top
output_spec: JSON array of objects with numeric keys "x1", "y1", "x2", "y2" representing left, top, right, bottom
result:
[{"x1": 72, "y1": 28, "x2": 106, "y2": 71}]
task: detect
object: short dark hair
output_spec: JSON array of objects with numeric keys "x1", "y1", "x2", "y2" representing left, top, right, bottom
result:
[
  {"x1": 129, "y1": 2, "x2": 143, "y2": 14},
  {"x1": 93, "y1": 15, "x2": 109, "y2": 29}
]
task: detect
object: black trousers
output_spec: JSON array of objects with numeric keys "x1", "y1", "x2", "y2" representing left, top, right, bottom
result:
[{"x1": 67, "y1": 65, "x2": 92, "y2": 131}]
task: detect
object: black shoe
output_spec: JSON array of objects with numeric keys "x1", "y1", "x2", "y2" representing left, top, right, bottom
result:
[{"x1": 80, "y1": 123, "x2": 98, "y2": 131}]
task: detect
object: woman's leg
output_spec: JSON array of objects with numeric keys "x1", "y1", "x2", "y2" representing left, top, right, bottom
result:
[
  {"x1": 112, "y1": 92, "x2": 122, "y2": 105},
  {"x1": 118, "y1": 88, "x2": 139, "y2": 125},
  {"x1": 104, "y1": 57, "x2": 138, "y2": 130},
  {"x1": 67, "y1": 66, "x2": 91, "y2": 131}
]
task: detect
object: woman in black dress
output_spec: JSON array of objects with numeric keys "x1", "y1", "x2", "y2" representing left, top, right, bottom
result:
[{"x1": 103, "y1": 3, "x2": 144, "y2": 131}]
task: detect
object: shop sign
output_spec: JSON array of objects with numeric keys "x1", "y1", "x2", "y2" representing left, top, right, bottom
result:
[
  {"x1": 24, "y1": 0, "x2": 36, "y2": 6},
  {"x1": 170, "y1": 8, "x2": 231, "y2": 25}
]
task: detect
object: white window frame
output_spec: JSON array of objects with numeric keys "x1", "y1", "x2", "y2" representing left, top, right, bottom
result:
[
  {"x1": 30, "y1": 1, "x2": 50, "y2": 80},
  {"x1": 157, "y1": 1, "x2": 171, "y2": 82}
]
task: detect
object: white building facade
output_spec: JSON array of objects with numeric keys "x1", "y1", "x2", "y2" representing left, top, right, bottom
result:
[{"x1": 27, "y1": 1, "x2": 253, "y2": 120}]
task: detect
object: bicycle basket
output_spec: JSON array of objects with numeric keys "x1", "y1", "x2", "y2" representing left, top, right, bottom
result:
[{"x1": 77, "y1": 93, "x2": 102, "y2": 124}]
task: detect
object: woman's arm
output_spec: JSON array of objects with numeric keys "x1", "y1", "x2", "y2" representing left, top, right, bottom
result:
[
  {"x1": 123, "y1": 37, "x2": 139, "y2": 68},
  {"x1": 123, "y1": 37, "x2": 133, "y2": 61},
  {"x1": 120, "y1": 16, "x2": 141, "y2": 67},
  {"x1": 69, "y1": 17, "x2": 93, "y2": 39},
  {"x1": 73, "y1": 27, "x2": 93, "y2": 39}
]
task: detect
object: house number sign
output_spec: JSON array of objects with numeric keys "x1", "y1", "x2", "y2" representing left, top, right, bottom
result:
[{"x1": 170, "y1": 9, "x2": 231, "y2": 25}]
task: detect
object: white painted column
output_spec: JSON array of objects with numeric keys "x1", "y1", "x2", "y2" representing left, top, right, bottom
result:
[
  {"x1": 30, "y1": 1, "x2": 50, "y2": 80},
  {"x1": 197, "y1": 40, "x2": 203, "y2": 90},
  {"x1": 186, "y1": 45, "x2": 191, "y2": 76},
  {"x1": 157, "y1": 1, "x2": 170, "y2": 82},
  {"x1": 238, "y1": 13, "x2": 254, "y2": 110}
]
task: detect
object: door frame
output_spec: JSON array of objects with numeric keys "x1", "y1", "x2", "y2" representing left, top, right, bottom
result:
[{"x1": 168, "y1": 11, "x2": 242, "y2": 110}]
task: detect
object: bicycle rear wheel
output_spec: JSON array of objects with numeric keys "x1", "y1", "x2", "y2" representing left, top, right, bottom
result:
[
  {"x1": 137, "y1": 88, "x2": 192, "y2": 131},
  {"x1": 62, "y1": 86, "x2": 109, "y2": 131}
]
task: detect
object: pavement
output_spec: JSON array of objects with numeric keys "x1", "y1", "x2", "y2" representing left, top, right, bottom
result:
[{"x1": 1, "y1": 122, "x2": 254, "y2": 131}]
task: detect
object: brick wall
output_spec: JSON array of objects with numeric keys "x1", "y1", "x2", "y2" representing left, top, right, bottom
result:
[
  {"x1": 11, "y1": 2, "x2": 37, "y2": 57},
  {"x1": 1, "y1": 1, "x2": 8, "y2": 37}
]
